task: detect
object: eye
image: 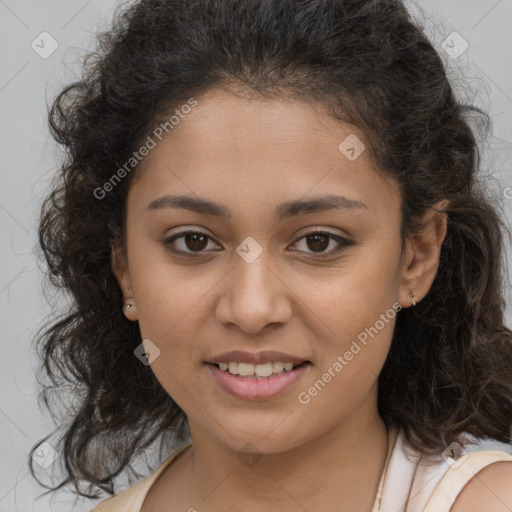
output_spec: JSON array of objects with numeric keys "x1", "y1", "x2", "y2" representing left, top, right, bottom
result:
[
  {"x1": 162, "y1": 229, "x2": 221, "y2": 255},
  {"x1": 162, "y1": 229, "x2": 355, "y2": 257},
  {"x1": 291, "y1": 231, "x2": 355, "y2": 257}
]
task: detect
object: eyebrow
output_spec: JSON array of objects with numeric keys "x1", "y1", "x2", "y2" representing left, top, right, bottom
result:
[{"x1": 145, "y1": 194, "x2": 368, "y2": 222}]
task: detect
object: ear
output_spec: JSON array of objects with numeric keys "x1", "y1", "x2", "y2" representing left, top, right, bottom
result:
[
  {"x1": 110, "y1": 238, "x2": 138, "y2": 321},
  {"x1": 398, "y1": 199, "x2": 449, "y2": 308}
]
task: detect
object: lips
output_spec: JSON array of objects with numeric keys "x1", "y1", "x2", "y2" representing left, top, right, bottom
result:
[
  {"x1": 207, "y1": 360, "x2": 311, "y2": 400},
  {"x1": 207, "y1": 350, "x2": 309, "y2": 365}
]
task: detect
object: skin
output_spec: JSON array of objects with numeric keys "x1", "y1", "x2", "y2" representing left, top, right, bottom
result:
[
  {"x1": 111, "y1": 87, "x2": 449, "y2": 511},
  {"x1": 451, "y1": 462, "x2": 512, "y2": 511}
]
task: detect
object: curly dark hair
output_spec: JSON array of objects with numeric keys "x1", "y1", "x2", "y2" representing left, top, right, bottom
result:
[{"x1": 29, "y1": 0, "x2": 512, "y2": 502}]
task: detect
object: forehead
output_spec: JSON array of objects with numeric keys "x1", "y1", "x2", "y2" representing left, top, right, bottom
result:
[{"x1": 128, "y1": 88, "x2": 401, "y2": 221}]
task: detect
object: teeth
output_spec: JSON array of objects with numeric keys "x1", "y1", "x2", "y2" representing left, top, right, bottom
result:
[
  {"x1": 272, "y1": 362, "x2": 284, "y2": 373},
  {"x1": 216, "y1": 361, "x2": 299, "y2": 377}
]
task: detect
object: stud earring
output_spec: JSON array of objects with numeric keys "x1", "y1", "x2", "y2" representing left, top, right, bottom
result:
[
  {"x1": 408, "y1": 291, "x2": 417, "y2": 307},
  {"x1": 123, "y1": 299, "x2": 137, "y2": 321}
]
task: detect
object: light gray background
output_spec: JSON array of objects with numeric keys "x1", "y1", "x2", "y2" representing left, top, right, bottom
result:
[{"x1": 1, "y1": 1, "x2": 511, "y2": 511}]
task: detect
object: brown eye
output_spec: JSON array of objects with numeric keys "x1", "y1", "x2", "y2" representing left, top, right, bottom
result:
[
  {"x1": 292, "y1": 231, "x2": 353, "y2": 257},
  {"x1": 163, "y1": 229, "x2": 220, "y2": 255},
  {"x1": 183, "y1": 232, "x2": 209, "y2": 251},
  {"x1": 304, "y1": 233, "x2": 330, "y2": 252},
  {"x1": 163, "y1": 229, "x2": 355, "y2": 258}
]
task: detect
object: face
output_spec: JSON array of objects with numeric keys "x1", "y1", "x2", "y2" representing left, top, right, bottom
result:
[{"x1": 112, "y1": 87, "x2": 446, "y2": 454}]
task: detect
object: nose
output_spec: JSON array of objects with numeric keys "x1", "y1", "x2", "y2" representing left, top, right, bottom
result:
[{"x1": 215, "y1": 252, "x2": 293, "y2": 335}]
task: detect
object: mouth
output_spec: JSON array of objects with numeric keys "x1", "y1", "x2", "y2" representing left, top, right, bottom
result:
[{"x1": 206, "y1": 360, "x2": 312, "y2": 400}]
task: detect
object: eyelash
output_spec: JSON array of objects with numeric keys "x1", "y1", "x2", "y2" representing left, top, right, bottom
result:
[{"x1": 162, "y1": 229, "x2": 355, "y2": 258}]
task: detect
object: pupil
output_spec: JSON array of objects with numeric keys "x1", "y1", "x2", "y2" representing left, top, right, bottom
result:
[
  {"x1": 307, "y1": 234, "x2": 329, "y2": 252},
  {"x1": 186, "y1": 233, "x2": 208, "y2": 251}
]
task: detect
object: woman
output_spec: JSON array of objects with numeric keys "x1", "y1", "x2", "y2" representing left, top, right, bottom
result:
[{"x1": 30, "y1": 0, "x2": 512, "y2": 510}]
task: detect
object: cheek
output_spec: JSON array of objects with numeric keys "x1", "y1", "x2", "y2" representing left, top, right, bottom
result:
[
  {"x1": 128, "y1": 247, "x2": 213, "y2": 340},
  {"x1": 299, "y1": 258, "x2": 399, "y2": 333},
  {"x1": 295, "y1": 255, "x2": 399, "y2": 374},
  {"x1": 130, "y1": 267, "x2": 208, "y2": 409},
  {"x1": 296, "y1": 287, "x2": 397, "y2": 421}
]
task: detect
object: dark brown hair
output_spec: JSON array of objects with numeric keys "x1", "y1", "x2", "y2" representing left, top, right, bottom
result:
[{"x1": 30, "y1": 0, "x2": 512, "y2": 501}]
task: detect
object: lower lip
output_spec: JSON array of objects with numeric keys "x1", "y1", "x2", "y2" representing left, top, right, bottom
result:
[{"x1": 207, "y1": 362, "x2": 311, "y2": 401}]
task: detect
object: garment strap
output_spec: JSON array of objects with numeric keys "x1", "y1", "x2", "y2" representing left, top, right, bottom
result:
[{"x1": 422, "y1": 450, "x2": 512, "y2": 511}]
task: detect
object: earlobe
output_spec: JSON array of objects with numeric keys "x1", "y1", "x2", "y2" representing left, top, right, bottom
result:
[
  {"x1": 122, "y1": 299, "x2": 138, "y2": 321},
  {"x1": 398, "y1": 200, "x2": 449, "y2": 308},
  {"x1": 110, "y1": 239, "x2": 139, "y2": 321}
]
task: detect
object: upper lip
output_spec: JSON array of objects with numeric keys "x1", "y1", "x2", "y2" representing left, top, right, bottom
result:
[{"x1": 207, "y1": 350, "x2": 309, "y2": 365}]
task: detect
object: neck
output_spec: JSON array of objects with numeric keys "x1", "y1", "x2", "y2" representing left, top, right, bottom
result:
[{"x1": 176, "y1": 394, "x2": 390, "y2": 512}]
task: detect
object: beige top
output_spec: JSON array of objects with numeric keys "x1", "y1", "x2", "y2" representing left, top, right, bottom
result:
[{"x1": 90, "y1": 428, "x2": 512, "y2": 512}]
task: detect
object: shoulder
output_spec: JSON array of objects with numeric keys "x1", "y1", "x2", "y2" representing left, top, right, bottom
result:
[
  {"x1": 89, "y1": 442, "x2": 193, "y2": 512},
  {"x1": 89, "y1": 482, "x2": 144, "y2": 512},
  {"x1": 450, "y1": 460, "x2": 512, "y2": 512}
]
